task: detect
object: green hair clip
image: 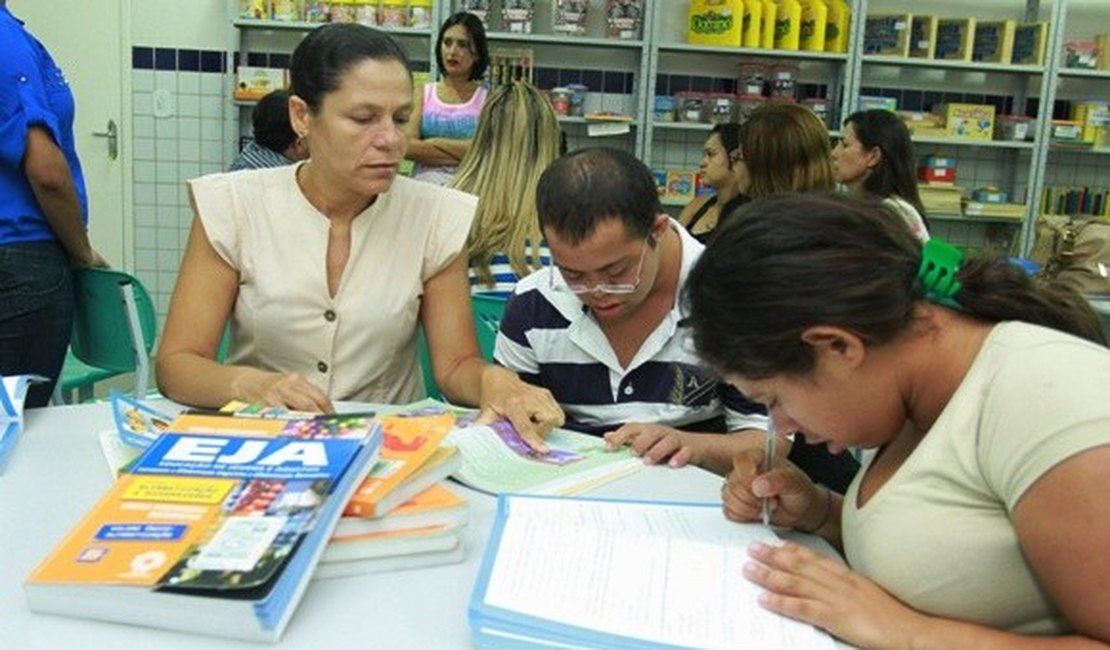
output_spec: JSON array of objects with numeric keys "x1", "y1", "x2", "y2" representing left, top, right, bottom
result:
[{"x1": 916, "y1": 239, "x2": 963, "y2": 309}]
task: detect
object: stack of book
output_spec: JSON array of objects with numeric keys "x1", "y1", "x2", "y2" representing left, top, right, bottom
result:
[
  {"x1": 320, "y1": 412, "x2": 469, "y2": 579},
  {"x1": 24, "y1": 409, "x2": 383, "y2": 642},
  {"x1": 918, "y1": 183, "x2": 965, "y2": 216}
]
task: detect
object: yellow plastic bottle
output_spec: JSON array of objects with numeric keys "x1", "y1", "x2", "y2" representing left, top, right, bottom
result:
[
  {"x1": 774, "y1": 0, "x2": 802, "y2": 50},
  {"x1": 799, "y1": 0, "x2": 828, "y2": 51},
  {"x1": 742, "y1": 0, "x2": 763, "y2": 48},
  {"x1": 824, "y1": 0, "x2": 850, "y2": 53},
  {"x1": 760, "y1": 0, "x2": 777, "y2": 49},
  {"x1": 688, "y1": 0, "x2": 745, "y2": 47}
]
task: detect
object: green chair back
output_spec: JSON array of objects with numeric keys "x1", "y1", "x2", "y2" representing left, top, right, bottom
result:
[
  {"x1": 418, "y1": 294, "x2": 508, "y2": 400},
  {"x1": 70, "y1": 268, "x2": 157, "y2": 372}
]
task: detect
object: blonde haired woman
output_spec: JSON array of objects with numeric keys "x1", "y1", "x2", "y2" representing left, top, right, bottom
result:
[{"x1": 451, "y1": 81, "x2": 563, "y2": 297}]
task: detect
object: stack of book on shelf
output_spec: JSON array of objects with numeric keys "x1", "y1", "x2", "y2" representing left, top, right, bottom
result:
[
  {"x1": 918, "y1": 183, "x2": 964, "y2": 216},
  {"x1": 469, "y1": 495, "x2": 837, "y2": 650},
  {"x1": 0, "y1": 374, "x2": 43, "y2": 473},
  {"x1": 963, "y1": 201, "x2": 1026, "y2": 220},
  {"x1": 320, "y1": 412, "x2": 469, "y2": 579},
  {"x1": 24, "y1": 407, "x2": 383, "y2": 642}
]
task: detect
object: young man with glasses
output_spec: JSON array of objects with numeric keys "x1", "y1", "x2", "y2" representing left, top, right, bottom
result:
[{"x1": 494, "y1": 147, "x2": 859, "y2": 490}]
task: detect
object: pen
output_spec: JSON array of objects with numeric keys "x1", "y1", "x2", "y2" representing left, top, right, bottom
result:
[{"x1": 761, "y1": 419, "x2": 776, "y2": 527}]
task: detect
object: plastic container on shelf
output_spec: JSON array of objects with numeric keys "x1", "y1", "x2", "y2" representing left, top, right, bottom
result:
[
  {"x1": 995, "y1": 115, "x2": 1033, "y2": 141},
  {"x1": 742, "y1": 0, "x2": 763, "y2": 48},
  {"x1": 774, "y1": 0, "x2": 803, "y2": 50},
  {"x1": 550, "y1": 88, "x2": 573, "y2": 116},
  {"x1": 354, "y1": 0, "x2": 379, "y2": 26},
  {"x1": 605, "y1": 0, "x2": 643, "y2": 40},
  {"x1": 704, "y1": 93, "x2": 737, "y2": 124},
  {"x1": 675, "y1": 92, "x2": 708, "y2": 123},
  {"x1": 271, "y1": 0, "x2": 301, "y2": 21},
  {"x1": 553, "y1": 0, "x2": 588, "y2": 37},
  {"x1": 769, "y1": 63, "x2": 799, "y2": 100},
  {"x1": 456, "y1": 0, "x2": 491, "y2": 29},
  {"x1": 653, "y1": 95, "x2": 676, "y2": 122},
  {"x1": 303, "y1": 1, "x2": 331, "y2": 22},
  {"x1": 239, "y1": 0, "x2": 269, "y2": 19},
  {"x1": 379, "y1": 0, "x2": 408, "y2": 28},
  {"x1": 502, "y1": 0, "x2": 535, "y2": 35},
  {"x1": 801, "y1": 97, "x2": 831, "y2": 126},
  {"x1": 331, "y1": 0, "x2": 359, "y2": 23},
  {"x1": 566, "y1": 83, "x2": 588, "y2": 117},
  {"x1": 800, "y1": 0, "x2": 829, "y2": 52},
  {"x1": 408, "y1": 0, "x2": 432, "y2": 29},
  {"x1": 736, "y1": 61, "x2": 768, "y2": 96},
  {"x1": 687, "y1": 0, "x2": 743, "y2": 46},
  {"x1": 735, "y1": 94, "x2": 767, "y2": 123},
  {"x1": 760, "y1": 0, "x2": 778, "y2": 48}
]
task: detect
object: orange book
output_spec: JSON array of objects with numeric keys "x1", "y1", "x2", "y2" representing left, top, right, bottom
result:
[
  {"x1": 335, "y1": 482, "x2": 467, "y2": 537},
  {"x1": 344, "y1": 413, "x2": 456, "y2": 518}
]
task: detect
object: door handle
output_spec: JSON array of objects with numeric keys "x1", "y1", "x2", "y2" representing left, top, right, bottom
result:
[{"x1": 91, "y1": 118, "x2": 118, "y2": 161}]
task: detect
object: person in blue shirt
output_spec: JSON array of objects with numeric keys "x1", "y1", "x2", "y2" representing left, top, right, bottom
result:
[
  {"x1": 228, "y1": 90, "x2": 308, "y2": 172},
  {"x1": 0, "y1": 1, "x2": 106, "y2": 407}
]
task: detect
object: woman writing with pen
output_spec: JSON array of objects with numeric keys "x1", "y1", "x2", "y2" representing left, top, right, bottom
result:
[{"x1": 686, "y1": 193, "x2": 1109, "y2": 648}]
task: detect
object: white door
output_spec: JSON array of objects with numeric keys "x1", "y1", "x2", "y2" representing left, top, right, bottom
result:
[{"x1": 8, "y1": 0, "x2": 130, "y2": 268}]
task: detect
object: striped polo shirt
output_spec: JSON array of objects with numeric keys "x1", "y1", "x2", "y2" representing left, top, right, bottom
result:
[
  {"x1": 469, "y1": 246, "x2": 552, "y2": 299},
  {"x1": 494, "y1": 221, "x2": 767, "y2": 436}
]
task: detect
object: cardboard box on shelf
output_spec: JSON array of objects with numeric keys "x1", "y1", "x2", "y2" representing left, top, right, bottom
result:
[
  {"x1": 972, "y1": 20, "x2": 1015, "y2": 63},
  {"x1": 938, "y1": 103, "x2": 996, "y2": 140},
  {"x1": 1012, "y1": 22, "x2": 1048, "y2": 66},
  {"x1": 233, "y1": 66, "x2": 288, "y2": 101},
  {"x1": 864, "y1": 14, "x2": 912, "y2": 57},
  {"x1": 935, "y1": 18, "x2": 975, "y2": 61},
  {"x1": 909, "y1": 15, "x2": 937, "y2": 59}
]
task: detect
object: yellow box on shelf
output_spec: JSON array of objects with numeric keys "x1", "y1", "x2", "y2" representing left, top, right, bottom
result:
[
  {"x1": 864, "y1": 14, "x2": 912, "y2": 57},
  {"x1": 972, "y1": 20, "x2": 1016, "y2": 63},
  {"x1": 1012, "y1": 22, "x2": 1048, "y2": 66},
  {"x1": 233, "y1": 66, "x2": 288, "y2": 101},
  {"x1": 909, "y1": 15, "x2": 937, "y2": 59},
  {"x1": 935, "y1": 17, "x2": 975, "y2": 61},
  {"x1": 688, "y1": 0, "x2": 744, "y2": 47},
  {"x1": 939, "y1": 103, "x2": 996, "y2": 140}
]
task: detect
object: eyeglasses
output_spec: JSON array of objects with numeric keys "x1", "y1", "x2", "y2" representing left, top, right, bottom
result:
[{"x1": 550, "y1": 236, "x2": 651, "y2": 295}]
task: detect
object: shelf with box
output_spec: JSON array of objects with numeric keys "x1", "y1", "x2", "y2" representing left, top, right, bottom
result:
[
  {"x1": 851, "y1": 0, "x2": 1072, "y2": 254},
  {"x1": 452, "y1": 1, "x2": 652, "y2": 153},
  {"x1": 644, "y1": 0, "x2": 855, "y2": 203}
]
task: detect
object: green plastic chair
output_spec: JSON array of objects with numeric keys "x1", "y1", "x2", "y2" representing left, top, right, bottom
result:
[
  {"x1": 55, "y1": 268, "x2": 157, "y2": 403},
  {"x1": 418, "y1": 294, "x2": 508, "y2": 400}
]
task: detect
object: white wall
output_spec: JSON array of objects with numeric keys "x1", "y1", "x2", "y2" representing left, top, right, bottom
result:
[{"x1": 132, "y1": 0, "x2": 233, "y2": 48}]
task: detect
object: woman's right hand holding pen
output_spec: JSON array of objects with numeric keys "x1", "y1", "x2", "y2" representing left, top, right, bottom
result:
[{"x1": 723, "y1": 448, "x2": 830, "y2": 533}]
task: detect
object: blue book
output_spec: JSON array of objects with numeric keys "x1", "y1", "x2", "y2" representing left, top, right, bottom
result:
[
  {"x1": 25, "y1": 412, "x2": 382, "y2": 642},
  {"x1": 469, "y1": 494, "x2": 836, "y2": 649},
  {"x1": 0, "y1": 375, "x2": 46, "y2": 474}
]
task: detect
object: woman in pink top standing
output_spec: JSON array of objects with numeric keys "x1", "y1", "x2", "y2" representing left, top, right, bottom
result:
[{"x1": 405, "y1": 12, "x2": 489, "y2": 186}]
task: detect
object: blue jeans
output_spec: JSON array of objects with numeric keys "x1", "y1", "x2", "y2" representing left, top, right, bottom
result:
[{"x1": 0, "y1": 241, "x2": 74, "y2": 408}]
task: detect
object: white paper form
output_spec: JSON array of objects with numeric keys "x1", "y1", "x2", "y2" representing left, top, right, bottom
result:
[{"x1": 483, "y1": 498, "x2": 835, "y2": 650}]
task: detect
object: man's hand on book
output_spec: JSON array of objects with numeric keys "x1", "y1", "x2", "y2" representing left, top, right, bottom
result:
[{"x1": 604, "y1": 424, "x2": 701, "y2": 468}]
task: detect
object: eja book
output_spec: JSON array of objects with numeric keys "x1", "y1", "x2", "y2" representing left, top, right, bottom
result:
[{"x1": 24, "y1": 413, "x2": 382, "y2": 643}]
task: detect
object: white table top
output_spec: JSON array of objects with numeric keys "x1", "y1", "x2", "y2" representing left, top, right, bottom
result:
[{"x1": 1, "y1": 402, "x2": 843, "y2": 649}]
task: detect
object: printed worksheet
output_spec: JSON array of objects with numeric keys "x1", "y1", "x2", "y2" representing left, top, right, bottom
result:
[{"x1": 483, "y1": 498, "x2": 836, "y2": 650}]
